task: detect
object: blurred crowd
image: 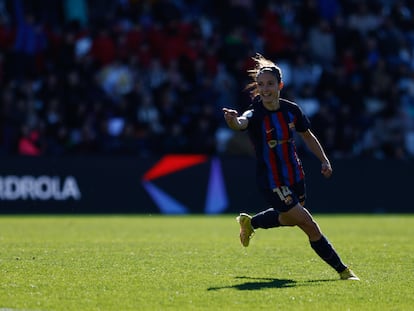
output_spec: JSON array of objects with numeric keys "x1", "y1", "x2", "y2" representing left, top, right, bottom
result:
[{"x1": 1, "y1": 0, "x2": 414, "y2": 159}]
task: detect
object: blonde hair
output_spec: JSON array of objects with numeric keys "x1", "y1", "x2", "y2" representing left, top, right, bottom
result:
[{"x1": 245, "y1": 53, "x2": 282, "y2": 98}]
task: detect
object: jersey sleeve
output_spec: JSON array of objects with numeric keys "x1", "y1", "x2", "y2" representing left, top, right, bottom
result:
[
  {"x1": 242, "y1": 109, "x2": 253, "y2": 119},
  {"x1": 242, "y1": 97, "x2": 260, "y2": 126},
  {"x1": 293, "y1": 104, "x2": 311, "y2": 132}
]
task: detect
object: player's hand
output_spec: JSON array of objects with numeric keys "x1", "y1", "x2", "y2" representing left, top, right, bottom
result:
[
  {"x1": 222, "y1": 108, "x2": 238, "y2": 120},
  {"x1": 321, "y1": 162, "x2": 332, "y2": 178},
  {"x1": 222, "y1": 108, "x2": 239, "y2": 126}
]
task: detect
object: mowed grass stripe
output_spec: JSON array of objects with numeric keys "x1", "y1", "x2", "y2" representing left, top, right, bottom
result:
[{"x1": 0, "y1": 215, "x2": 413, "y2": 311}]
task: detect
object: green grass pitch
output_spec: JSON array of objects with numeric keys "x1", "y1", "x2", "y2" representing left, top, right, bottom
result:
[{"x1": 0, "y1": 214, "x2": 413, "y2": 311}]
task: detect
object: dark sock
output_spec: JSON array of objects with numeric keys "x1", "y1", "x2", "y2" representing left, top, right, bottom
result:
[
  {"x1": 251, "y1": 208, "x2": 280, "y2": 229},
  {"x1": 310, "y1": 235, "x2": 347, "y2": 273}
]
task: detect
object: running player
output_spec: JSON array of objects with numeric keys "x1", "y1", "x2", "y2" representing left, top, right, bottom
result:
[{"x1": 222, "y1": 53, "x2": 359, "y2": 281}]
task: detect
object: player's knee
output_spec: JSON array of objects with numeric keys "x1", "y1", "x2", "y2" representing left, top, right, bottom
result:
[{"x1": 299, "y1": 219, "x2": 321, "y2": 239}]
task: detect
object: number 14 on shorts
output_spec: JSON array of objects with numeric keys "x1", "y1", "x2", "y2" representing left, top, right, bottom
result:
[{"x1": 274, "y1": 186, "x2": 293, "y2": 205}]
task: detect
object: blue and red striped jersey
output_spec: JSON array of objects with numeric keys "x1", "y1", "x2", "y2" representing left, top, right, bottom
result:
[{"x1": 244, "y1": 97, "x2": 310, "y2": 189}]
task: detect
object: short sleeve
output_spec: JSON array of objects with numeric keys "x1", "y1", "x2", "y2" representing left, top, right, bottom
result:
[
  {"x1": 293, "y1": 104, "x2": 311, "y2": 132},
  {"x1": 242, "y1": 109, "x2": 254, "y2": 119}
]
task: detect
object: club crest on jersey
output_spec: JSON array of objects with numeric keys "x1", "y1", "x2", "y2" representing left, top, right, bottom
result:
[
  {"x1": 268, "y1": 140, "x2": 277, "y2": 148},
  {"x1": 284, "y1": 195, "x2": 293, "y2": 205}
]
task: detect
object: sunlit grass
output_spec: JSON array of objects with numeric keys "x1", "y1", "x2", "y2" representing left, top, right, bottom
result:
[{"x1": 0, "y1": 214, "x2": 413, "y2": 310}]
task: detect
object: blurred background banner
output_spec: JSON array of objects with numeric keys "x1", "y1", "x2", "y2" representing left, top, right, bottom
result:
[{"x1": 0, "y1": 155, "x2": 413, "y2": 214}]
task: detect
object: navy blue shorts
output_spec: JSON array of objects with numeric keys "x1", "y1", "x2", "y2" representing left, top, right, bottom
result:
[{"x1": 260, "y1": 180, "x2": 306, "y2": 213}]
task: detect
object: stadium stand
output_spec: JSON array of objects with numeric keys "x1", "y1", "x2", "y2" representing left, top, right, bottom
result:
[{"x1": 0, "y1": 0, "x2": 414, "y2": 158}]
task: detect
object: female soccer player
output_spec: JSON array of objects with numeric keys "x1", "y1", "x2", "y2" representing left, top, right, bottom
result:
[{"x1": 222, "y1": 53, "x2": 359, "y2": 281}]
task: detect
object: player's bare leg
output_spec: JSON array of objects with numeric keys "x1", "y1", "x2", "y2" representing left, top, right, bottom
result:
[
  {"x1": 278, "y1": 204, "x2": 322, "y2": 241},
  {"x1": 279, "y1": 204, "x2": 359, "y2": 280}
]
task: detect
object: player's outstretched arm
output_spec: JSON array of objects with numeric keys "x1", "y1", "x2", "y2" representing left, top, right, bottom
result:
[{"x1": 222, "y1": 108, "x2": 249, "y2": 131}]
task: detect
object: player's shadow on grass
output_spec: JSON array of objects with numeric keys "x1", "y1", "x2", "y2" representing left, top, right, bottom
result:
[
  {"x1": 207, "y1": 276, "x2": 296, "y2": 291},
  {"x1": 208, "y1": 276, "x2": 336, "y2": 291}
]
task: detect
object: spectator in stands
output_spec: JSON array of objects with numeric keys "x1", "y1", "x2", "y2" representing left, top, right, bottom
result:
[{"x1": 18, "y1": 125, "x2": 43, "y2": 156}]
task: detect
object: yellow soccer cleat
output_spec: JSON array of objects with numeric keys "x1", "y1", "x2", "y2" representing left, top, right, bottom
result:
[
  {"x1": 339, "y1": 267, "x2": 360, "y2": 281},
  {"x1": 236, "y1": 213, "x2": 255, "y2": 247}
]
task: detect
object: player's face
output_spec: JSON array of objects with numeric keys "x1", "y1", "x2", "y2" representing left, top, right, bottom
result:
[{"x1": 256, "y1": 72, "x2": 283, "y2": 104}]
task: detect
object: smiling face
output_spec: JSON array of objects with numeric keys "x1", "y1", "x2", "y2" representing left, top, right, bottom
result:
[{"x1": 256, "y1": 71, "x2": 284, "y2": 109}]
